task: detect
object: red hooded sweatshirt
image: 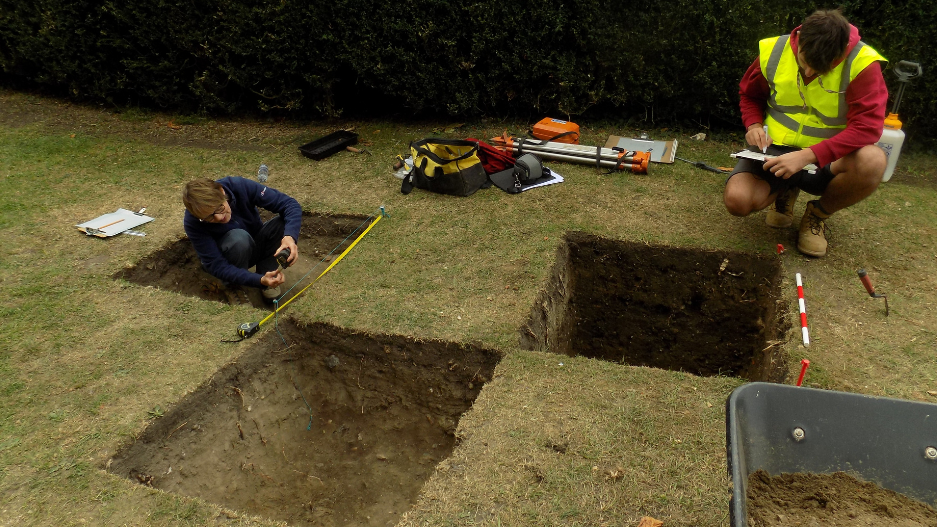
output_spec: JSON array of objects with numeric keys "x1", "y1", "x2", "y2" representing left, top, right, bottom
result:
[{"x1": 739, "y1": 24, "x2": 889, "y2": 168}]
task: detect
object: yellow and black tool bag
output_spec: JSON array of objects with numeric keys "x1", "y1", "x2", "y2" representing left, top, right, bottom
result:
[{"x1": 401, "y1": 138, "x2": 490, "y2": 196}]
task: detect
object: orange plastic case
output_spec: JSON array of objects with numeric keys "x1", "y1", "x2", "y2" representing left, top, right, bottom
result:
[{"x1": 532, "y1": 118, "x2": 580, "y2": 144}]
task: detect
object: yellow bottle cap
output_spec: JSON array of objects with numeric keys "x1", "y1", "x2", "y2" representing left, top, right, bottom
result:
[{"x1": 883, "y1": 113, "x2": 903, "y2": 130}]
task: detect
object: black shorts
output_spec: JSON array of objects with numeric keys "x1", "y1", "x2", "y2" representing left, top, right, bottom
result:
[{"x1": 727, "y1": 146, "x2": 835, "y2": 196}]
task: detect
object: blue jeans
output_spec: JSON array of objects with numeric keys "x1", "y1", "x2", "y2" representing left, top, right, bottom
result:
[{"x1": 218, "y1": 217, "x2": 285, "y2": 285}]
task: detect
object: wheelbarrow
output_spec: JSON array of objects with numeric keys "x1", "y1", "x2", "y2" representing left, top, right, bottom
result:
[{"x1": 725, "y1": 382, "x2": 937, "y2": 526}]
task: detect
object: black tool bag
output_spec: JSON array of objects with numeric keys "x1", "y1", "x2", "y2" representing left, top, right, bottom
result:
[
  {"x1": 489, "y1": 153, "x2": 548, "y2": 194},
  {"x1": 401, "y1": 138, "x2": 490, "y2": 197}
]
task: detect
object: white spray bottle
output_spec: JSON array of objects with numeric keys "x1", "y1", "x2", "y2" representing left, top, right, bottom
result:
[{"x1": 877, "y1": 60, "x2": 922, "y2": 182}]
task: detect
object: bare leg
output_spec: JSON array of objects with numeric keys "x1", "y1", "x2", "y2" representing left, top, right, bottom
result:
[
  {"x1": 724, "y1": 171, "x2": 778, "y2": 216},
  {"x1": 817, "y1": 145, "x2": 886, "y2": 213},
  {"x1": 797, "y1": 145, "x2": 887, "y2": 257}
]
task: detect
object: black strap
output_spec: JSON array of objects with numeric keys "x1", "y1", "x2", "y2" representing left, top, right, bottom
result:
[
  {"x1": 401, "y1": 157, "x2": 426, "y2": 194},
  {"x1": 544, "y1": 130, "x2": 579, "y2": 142},
  {"x1": 410, "y1": 138, "x2": 478, "y2": 165},
  {"x1": 400, "y1": 171, "x2": 414, "y2": 194},
  {"x1": 675, "y1": 156, "x2": 730, "y2": 174},
  {"x1": 595, "y1": 146, "x2": 602, "y2": 168},
  {"x1": 489, "y1": 167, "x2": 522, "y2": 194},
  {"x1": 516, "y1": 137, "x2": 525, "y2": 156}
]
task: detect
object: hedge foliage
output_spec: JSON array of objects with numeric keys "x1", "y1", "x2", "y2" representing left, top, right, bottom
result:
[{"x1": 0, "y1": 0, "x2": 933, "y2": 138}]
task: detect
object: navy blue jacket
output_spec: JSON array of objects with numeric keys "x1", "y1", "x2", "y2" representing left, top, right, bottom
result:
[{"x1": 183, "y1": 177, "x2": 302, "y2": 287}]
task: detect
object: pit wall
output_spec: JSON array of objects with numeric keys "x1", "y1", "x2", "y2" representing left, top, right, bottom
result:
[
  {"x1": 520, "y1": 232, "x2": 790, "y2": 382},
  {"x1": 519, "y1": 238, "x2": 573, "y2": 354}
]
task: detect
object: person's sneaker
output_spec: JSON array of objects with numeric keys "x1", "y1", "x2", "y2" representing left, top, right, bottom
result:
[
  {"x1": 798, "y1": 200, "x2": 831, "y2": 257},
  {"x1": 766, "y1": 187, "x2": 801, "y2": 228},
  {"x1": 262, "y1": 285, "x2": 282, "y2": 303}
]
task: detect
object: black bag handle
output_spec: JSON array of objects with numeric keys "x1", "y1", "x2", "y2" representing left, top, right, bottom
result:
[
  {"x1": 401, "y1": 157, "x2": 428, "y2": 194},
  {"x1": 411, "y1": 138, "x2": 479, "y2": 165},
  {"x1": 400, "y1": 171, "x2": 415, "y2": 194}
]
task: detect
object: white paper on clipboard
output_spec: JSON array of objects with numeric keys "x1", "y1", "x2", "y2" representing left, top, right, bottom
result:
[
  {"x1": 731, "y1": 150, "x2": 818, "y2": 174},
  {"x1": 76, "y1": 208, "x2": 154, "y2": 237}
]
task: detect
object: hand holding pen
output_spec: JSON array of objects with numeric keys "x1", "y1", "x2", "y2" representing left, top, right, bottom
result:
[{"x1": 745, "y1": 123, "x2": 772, "y2": 153}]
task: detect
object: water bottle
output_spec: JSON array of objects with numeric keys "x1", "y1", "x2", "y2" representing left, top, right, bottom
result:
[{"x1": 257, "y1": 164, "x2": 269, "y2": 182}]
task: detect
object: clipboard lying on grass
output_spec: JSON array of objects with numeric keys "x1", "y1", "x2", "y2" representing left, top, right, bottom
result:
[
  {"x1": 604, "y1": 136, "x2": 678, "y2": 164},
  {"x1": 77, "y1": 208, "x2": 154, "y2": 237}
]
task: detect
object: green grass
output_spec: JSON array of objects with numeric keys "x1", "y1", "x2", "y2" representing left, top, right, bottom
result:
[{"x1": 1, "y1": 88, "x2": 936, "y2": 526}]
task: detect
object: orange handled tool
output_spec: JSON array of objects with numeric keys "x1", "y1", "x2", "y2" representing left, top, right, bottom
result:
[{"x1": 857, "y1": 269, "x2": 889, "y2": 316}]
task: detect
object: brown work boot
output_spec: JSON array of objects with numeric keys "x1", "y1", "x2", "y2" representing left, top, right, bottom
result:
[
  {"x1": 798, "y1": 200, "x2": 831, "y2": 257},
  {"x1": 766, "y1": 187, "x2": 801, "y2": 228}
]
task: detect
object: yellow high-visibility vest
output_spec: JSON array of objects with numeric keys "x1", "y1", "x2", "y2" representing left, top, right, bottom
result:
[{"x1": 759, "y1": 34, "x2": 886, "y2": 147}]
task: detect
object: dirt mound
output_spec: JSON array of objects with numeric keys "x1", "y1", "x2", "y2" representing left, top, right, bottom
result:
[{"x1": 747, "y1": 469, "x2": 937, "y2": 526}]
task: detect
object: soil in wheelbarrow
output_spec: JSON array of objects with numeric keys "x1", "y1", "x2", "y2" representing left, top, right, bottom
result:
[
  {"x1": 521, "y1": 232, "x2": 790, "y2": 381},
  {"x1": 114, "y1": 212, "x2": 369, "y2": 308},
  {"x1": 747, "y1": 469, "x2": 937, "y2": 527},
  {"x1": 107, "y1": 318, "x2": 502, "y2": 527}
]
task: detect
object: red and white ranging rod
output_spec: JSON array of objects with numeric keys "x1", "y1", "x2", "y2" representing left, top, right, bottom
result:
[{"x1": 796, "y1": 273, "x2": 809, "y2": 347}]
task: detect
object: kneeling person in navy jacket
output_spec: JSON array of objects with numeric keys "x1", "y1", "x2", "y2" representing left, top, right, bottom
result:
[{"x1": 182, "y1": 176, "x2": 302, "y2": 302}]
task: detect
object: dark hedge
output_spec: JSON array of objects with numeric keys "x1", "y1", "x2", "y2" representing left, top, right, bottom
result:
[{"x1": 0, "y1": 0, "x2": 933, "y2": 138}]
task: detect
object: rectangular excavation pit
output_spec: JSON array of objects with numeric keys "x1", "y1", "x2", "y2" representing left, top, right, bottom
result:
[
  {"x1": 114, "y1": 212, "x2": 369, "y2": 307},
  {"x1": 521, "y1": 232, "x2": 789, "y2": 381},
  {"x1": 108, "y1": 319, "x2": 501, "y2": 526}
]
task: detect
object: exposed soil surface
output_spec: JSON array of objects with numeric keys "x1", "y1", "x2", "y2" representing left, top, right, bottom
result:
[
  {"x1": 108, "y1": 319, "x2": 501, "y2": 527},
  {"x1": 889, "y1": 166, "x2": 937, "y2": 190},
  {"x1": 115, "y1": 212, "x2": 368, "y2": 308},
  {"x1": 747, "y1": 470, "x2": 937, "y2": 526},
  {"x1": 521, "y1": 232, "x2": 789, "y2": 380}
]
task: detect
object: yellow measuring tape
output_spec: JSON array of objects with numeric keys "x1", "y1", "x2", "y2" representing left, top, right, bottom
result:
[{"x1": 235, "y1": 213, "x2": 383, "y2": 339}]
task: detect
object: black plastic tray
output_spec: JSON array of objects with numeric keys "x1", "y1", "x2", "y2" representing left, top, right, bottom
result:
[
  {"x1": 726, "y1": 382, "x2": 937, "y2": 526},
  {"x1": 299, "y1": 130, "x2": 358, "y2": 160}
]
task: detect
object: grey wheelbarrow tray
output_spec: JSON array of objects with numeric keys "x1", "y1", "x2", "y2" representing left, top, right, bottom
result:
[{"x1": 725, "y1": 382, "x2": 937, "y2": 526}]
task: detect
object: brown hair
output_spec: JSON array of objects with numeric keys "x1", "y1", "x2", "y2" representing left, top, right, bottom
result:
[
  {"x1": 798, "y1": 9, "x2": 851, "y2": 74},
  {"x1": 182, "y1": 178, "x2": 224, "y2": 218}
]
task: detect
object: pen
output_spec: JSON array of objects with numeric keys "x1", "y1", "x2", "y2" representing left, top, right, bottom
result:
[{"x1": 763, "y1": 125, "x2": 769, "y2": 153}]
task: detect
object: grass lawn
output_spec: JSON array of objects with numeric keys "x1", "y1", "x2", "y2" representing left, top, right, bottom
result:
[{"x1": 1, "y1": 89, "x2": 935, "y2": 526}]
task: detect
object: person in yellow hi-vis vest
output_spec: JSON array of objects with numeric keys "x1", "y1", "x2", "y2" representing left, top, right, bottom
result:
[{"x1": 724, "y1": 9, "x2": 889, "y2": 257}]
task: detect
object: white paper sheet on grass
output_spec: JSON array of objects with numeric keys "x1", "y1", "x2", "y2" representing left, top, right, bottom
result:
[
  {"x1": 76, "y1": 208, "x2": 154, "y2": 237},
  {"x1": 520, "y1": 168, "x2": 564, "y2": 192}
]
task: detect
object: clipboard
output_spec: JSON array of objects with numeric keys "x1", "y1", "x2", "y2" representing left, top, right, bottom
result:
[
  {"x1": 76, "y1": 208, "x2": 154, "y2": 237},
  {"x1": 604, "y1": 136, "x2": 678, "y2": 164},
  {"x1": 731, "y1": 150, "x2": 818, "y2": 174}
]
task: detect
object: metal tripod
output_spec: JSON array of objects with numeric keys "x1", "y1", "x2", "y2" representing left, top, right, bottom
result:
[{"x1": 491, "y1": 133, "x2": 650, "y2": 174}]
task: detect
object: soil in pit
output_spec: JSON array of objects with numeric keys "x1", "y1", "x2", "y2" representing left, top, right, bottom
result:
[
  {"x1": 521, "y1": 232, "x2": 790, "y2": 380},
  {"x1": 747, "y1": 469, "x2": 937, "y2": 526},
  {"x1": 114, "y1": 212, "x2": 369, "y2": 308},
  {"x1": 108, "y1": 318, "x2": 501, "y2": 527}
]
